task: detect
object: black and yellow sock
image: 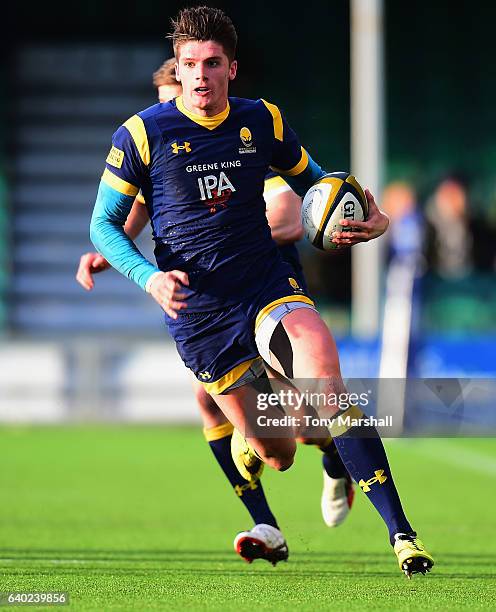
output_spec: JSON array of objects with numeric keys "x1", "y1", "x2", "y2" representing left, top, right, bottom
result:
[
  {"x1": 204, "y1": 422, "x2": 278, "y2": 528},
  {"x1": 318, "y1": 437, "x2": 348, "y2": 479},
  {"x1": 330, "y1": 405, "x2": 412, "y2": 543}
]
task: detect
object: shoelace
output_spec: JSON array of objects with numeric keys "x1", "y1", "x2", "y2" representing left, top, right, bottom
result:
[{"x1": 397, "y1": 532, "x2": 421, "y2": 551}]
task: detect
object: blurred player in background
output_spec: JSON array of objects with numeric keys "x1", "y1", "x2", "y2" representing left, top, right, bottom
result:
[
  {"x1": 89, "y1": 6, "x2": 432, "y2": 578},
  {"x1": 78, "y1": 58, "x2": 363, "y2": 565}
]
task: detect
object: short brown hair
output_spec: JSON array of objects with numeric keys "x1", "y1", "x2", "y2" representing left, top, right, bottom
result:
[
  {"x1": 152, "y1": 58, "x2": 177, "y2": 87},
  {"x1": 168, "y1": 6, "x2": 237, "y2": 62}
]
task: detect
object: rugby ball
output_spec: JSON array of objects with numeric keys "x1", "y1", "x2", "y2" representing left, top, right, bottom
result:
[{"x1": 301, "y1": 172, "x2": 368, "y2": 251}]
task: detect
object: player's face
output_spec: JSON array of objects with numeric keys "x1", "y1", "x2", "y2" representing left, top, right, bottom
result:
[
  {"x1": 157, "y1": 84, "x2": 182, "y2": 103},
  {"x1": 175, "y1": 40, "x2": 237, "y2": 117}
]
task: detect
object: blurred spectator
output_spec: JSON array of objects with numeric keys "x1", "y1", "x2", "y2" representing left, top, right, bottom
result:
[
  {"x1": 382, "y1": 181, "x2": 423, "y2": 262},
  {"x1": 380, "y1": 181, "x2": 425, "y2": 357},
  {"x1": 424, "y1": 175, "x2": 496, "y2": 278}
]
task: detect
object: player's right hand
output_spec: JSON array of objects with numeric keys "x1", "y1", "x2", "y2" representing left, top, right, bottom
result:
[
  {"x1": 76, "y1": 252, "x2": 111, "y2": 290},
  {"x1": 148, "y1": 270, "x2": 189, "y2": 319},
  {"x1": 332, "y1": 189, "x2": 389, "y2": 246}
]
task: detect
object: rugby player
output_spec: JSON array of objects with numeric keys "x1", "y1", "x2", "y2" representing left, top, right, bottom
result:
[
  {"x1": 78, "y1": 58, "x2": 362, "y2": 565},
  {"x1": 89, "y1": 7, "x2": 434, "y2": 577}
]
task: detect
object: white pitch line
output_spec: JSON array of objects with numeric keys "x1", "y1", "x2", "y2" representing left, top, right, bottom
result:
[{"x1": 0, "y1": 558, "x2": 121, "y2": 564}]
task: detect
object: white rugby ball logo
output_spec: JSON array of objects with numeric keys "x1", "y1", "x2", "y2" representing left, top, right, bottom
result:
[{"x1": 321, "y1": 193, "x2": 362, "y2": 251}]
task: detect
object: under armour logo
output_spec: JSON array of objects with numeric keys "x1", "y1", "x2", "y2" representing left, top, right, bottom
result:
[
  {"x1": 171, "y1": 141, "x2": 192, "y2": 154},
  {"x1": 234, "y1": 480, "x2": 259, "y2": 497},
  {"x1": 198, "y1": 371, "x2": 211, "y2": 380},
  {"x1": 359, "y1": 469, "x2": 387, "y2": 492}
]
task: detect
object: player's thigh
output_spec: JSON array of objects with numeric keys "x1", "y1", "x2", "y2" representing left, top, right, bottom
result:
[
  {"x1": 268, "y1": 307, "x2": 348, "y2": 416},
  {"x1": 212, "y1": 384, "x2": 296, "y2": 470},
  {"x1": 190, "y1": 376, "x2": 227, "y2": 429},
  {"x1": 279, "y1": 307, "x2": 342, "y2": 380}
]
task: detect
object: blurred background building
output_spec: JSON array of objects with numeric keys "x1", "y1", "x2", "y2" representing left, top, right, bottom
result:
[{"x1": 1, "y1": 0, "x2": 495, "y2": 424}]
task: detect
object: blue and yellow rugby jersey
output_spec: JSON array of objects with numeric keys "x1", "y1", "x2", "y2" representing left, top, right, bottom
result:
[
  {"x1": 132, "y1": 170, "x2": 308, "y2": 291},
  {"x1": 102, "y1": 96, "x2": 311, "y2": 311}
]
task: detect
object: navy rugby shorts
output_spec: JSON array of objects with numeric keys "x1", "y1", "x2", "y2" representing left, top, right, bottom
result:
[{"x1": 166, "y1": 259, "x2": 313, "y2": 394}]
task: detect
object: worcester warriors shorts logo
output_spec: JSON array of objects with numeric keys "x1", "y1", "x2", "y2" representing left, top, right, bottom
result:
[
  {"x1": 289, "y1": 277, "x2": 302, "y2": 292},
  {"x1": 239, "y1": 127, "x2": 256, "y2": 154}
]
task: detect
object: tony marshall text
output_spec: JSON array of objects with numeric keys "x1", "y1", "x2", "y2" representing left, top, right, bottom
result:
[{"x1": 257, "y1": 415, "x2": 393, "y2": 428}]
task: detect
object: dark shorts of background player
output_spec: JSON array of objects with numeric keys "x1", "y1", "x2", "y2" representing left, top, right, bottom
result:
[{"x1": 166, "y1": 260, "x2": 311, "y2": 394}]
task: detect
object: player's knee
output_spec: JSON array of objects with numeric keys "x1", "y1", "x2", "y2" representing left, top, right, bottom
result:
[
  {"x1": 275, "y1": 455, "x2": 294, "y2": 471},
  {"x1": 265, "y1": 454, "x2": 294, "y2": 472},
  {"x1": 258, "y1": 439, "x2": 296, "y2": 472}
]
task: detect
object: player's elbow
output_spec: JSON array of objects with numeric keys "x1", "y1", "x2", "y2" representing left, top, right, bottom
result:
[
  {"x1": 89, "y1": 218, "x2": 102, "y2": 251},
  {"x1": 89, "y1": 215, "x2": 111, "y2": 255},
  {"x1": 89, "y1": 221, "x2": 98, "y2": 250},
  {"x1": 272, "y1": 222, "x2": 304, "y2": 245}
]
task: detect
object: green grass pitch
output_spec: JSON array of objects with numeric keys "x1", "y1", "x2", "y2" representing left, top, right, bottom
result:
[{"x1": 0, "y1": 426, "x2": 495, "y2": 610}]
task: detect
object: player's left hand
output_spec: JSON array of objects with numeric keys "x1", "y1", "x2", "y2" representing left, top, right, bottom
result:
[
  {"x1": 331, "y1": 189, "x2": 389, "y2": 246},
  {"x1": 76, "y1": 252, "x2": 111, "y2": 290}
]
